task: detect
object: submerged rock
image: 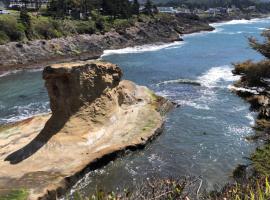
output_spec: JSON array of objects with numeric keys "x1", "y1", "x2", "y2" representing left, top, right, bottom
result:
[{"x1": 0, "y1": 61, "x2": 172, "y2": 200}]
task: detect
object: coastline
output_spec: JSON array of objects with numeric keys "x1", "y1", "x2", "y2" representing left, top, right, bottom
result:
[
  {"x1": 0, "y1": 12, "x2": 270, "y2": 198},
  {"x1": 0, "y1": 13, "x2": 214, "y2": 76},
  {"x1": 1, "y1": 13, "x2": 270, "y2": 77}
]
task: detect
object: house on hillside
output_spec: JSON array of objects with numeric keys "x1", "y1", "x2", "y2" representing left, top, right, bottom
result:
[
  {"x1": 177, "y1": 7, "x2": 191, "y2": 14},
  {"x1": 9, "y1": 0, "x2": 49, "y2": 9},
  {"x1": 157, "y1": 7, "x2": 178, "y2": 13},
  {"x1": 245, "y1": 6, "x2": 256, "y2": 12},
  {"x1": 0, "y1": 9, "x2": 9, "y2": 14},
  {"x1": 206, "y1": 7, "x2": 227, "y2": 16},
  {"x1": 227, "y1": 5, "x2": 240, "y2": 14}
]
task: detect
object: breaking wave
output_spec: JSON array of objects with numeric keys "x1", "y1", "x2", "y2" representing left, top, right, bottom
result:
[
  {"x1": 0, "y1": 102, "x2": 50, "y2": 124},
  {"x1": 197, "y1": 65, "x2": 239, "y2": 88},
  {"x1": 228, "y1": 85, "x2": 260, "y2": 95},
  {"x1": 211, "y1": 17, "x2": 270, "y2": 27},
  {"x1": 183, "y1": 28, "x2": 223, "y2": 38},
  {"x1": 0, "y1": 68, "x2": 43, "y2": 78},
  {"x1": 157, "y1": 78, "x2": 201, "y2": 86},
  {"x1": 101, "y1": 41, "x2": 185, "y2": 57}
]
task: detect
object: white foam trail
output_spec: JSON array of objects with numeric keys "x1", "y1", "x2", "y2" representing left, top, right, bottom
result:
[
  {"x1": 197, "y1": 66, "x2": 240, "y2": 88},
  {"x1": 175, "y1": 100, "x2": 210, "y2": 110},
  {"x1": 101, "y1": 41, "x2": 185, "y2": 57},
  {"x1": 228, "y1": 85, "x2": 259, "y2": 95},
  {"x1": 157, "y1": 78, "x2": 201, "y2": 86},
  {"x1": 156, "y1": 90, "x2": 177, "y2": 98},
  {"x1": 0, "y1": 70, "x2": 22, "y2": 78},
  {"x1": 183, "y1": 28, "x2": 223, "y2": 38},
  {"x1": 211, "y1": 17, "x2": 270, "y2": 27},
  {"x1": 0, "y1": 68, "x2": 43, "y2": 78}
]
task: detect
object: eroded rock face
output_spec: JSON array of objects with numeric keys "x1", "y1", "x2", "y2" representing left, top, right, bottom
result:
[{"x1": 43, "y1": 61, "x2": 122, "y2": 118}]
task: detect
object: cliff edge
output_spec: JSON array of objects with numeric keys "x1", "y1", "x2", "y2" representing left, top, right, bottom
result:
[
  {"x1": 0, "y1": 61, "x2": 173, "y2": 199},
  {"x1": 0, "y1": 14, "x2": 214, "y2": 73}
]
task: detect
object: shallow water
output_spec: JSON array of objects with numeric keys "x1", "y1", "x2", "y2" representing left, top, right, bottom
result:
[{"x1": 0, "y1": 18, "x2": 269, "y2": 196}]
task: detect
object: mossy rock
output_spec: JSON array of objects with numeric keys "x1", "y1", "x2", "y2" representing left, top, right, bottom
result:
[{"x1": 0, "y1": 189, "x2": 28, "y2": 200}]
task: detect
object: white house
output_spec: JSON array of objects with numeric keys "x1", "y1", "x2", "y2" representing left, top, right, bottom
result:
[
  {"x1": 9, "y1": 0, "x2": 49, "y2": 9},
  {"x1": 157, "y1": 7, "x2": 178, "y2": 13}
]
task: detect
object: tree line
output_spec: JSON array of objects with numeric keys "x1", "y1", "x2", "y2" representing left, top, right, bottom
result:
[
  {"x1": 46, "y1": 0, "x2": 156, "y2": 19},
  {"x1": 161, "y1": 0, "x2": 267, "y2": 10}
]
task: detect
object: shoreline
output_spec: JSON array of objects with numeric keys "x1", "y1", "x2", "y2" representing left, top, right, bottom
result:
[
  {"x1": 0, "y1": 13, "x2": 214, "y2": 76},
  {"x1": 1, "y1": 14, "x2": 270, "y2": 77}
]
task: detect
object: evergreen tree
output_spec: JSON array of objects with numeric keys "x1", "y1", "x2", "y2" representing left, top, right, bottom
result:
[
  {"x1": 144, "y1": 0, "x2": 153, "y2": 15},
  {"x1": 119, "y1": 0, "x2": 132, "y2": 18},
  {"x1": 132, "y1": 0, "x2": 140, "y2": 15},
  {"x1": 20, "y1": 9, "x2": 32, "y2": 38}
]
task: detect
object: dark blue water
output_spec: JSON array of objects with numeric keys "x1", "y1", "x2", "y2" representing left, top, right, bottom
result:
[{"x1": 0, "y1": 18, "x2": 269, "y2": 195}]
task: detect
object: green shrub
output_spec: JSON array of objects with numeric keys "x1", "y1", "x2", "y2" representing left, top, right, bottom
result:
[
  {"x1": 32, "y1": 18, "x2": 63, "y2": 39},
  {"x1": 0, "y1": 31, "x2": 10, "y2": 45},
  {"x1": 75, "y1": 21, "x2": 96, "y2": 34},
  {"x1": 0, "y1": 17, "x2": 26, "y2": 42},
  {"x1": 233, "y1": 60, "x2": 270, "y2": 86},
  {"x1": 0, "y1": 189, "x2": 29, "y2": 200},
  {"x1": 113, "y1": 18, "x2": 135, "y2": 30}
]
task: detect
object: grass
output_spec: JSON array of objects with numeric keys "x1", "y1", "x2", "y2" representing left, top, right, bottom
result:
[
  {"x1": 251, "y1": 143, "x2": 270, "y2": 176},
  {"x1": 209, "y1": 177, "x2": 270, "y2": 200},
  {"x1": 0, "y1": 189, "x2": 29, "y2": 200}
]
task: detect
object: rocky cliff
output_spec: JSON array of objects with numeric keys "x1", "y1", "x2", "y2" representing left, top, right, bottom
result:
[
  {"x1": 0, "y1": 14, "x2": 214, "y2": 74},
  {"x1": 231, "y1": 71, "x2": 270, "y2": 140},
  {"x1": 0, "y1": 61, "x2": 172, "y2": 199}
]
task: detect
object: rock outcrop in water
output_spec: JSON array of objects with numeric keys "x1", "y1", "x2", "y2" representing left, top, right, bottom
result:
[
  {"x1": 0, "y1": 61, "x2": 173, "y2": 199},
  {"x1": 0, "y1": 14, "x2": 214, "y2": 74}
]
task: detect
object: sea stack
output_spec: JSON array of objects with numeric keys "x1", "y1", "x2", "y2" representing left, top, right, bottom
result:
[{"x1": 0, "y1": 61, "x2": 172, "y2": 200}]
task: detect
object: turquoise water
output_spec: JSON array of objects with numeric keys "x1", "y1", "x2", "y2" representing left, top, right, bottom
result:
[{"x1": 0, "y1": 18, "x2": 269, "y2": 195}]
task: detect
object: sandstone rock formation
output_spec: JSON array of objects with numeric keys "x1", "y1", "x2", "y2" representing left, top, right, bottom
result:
[{"x1": 0, "y1": 61, "x2": 172, "y2": 199}]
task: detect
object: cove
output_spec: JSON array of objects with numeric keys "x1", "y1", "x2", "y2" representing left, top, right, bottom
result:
[{"x1": 0, "y1": 18, "x2": 270, "y2": 197}]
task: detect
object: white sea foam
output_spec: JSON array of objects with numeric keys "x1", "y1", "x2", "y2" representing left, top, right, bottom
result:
[
  {"x1": 0, "y1": 68, "x2": 43, "y2": 78},
  {"x1": 0, "y1": 70, "x2": 22, "y2": 78},
  {"x1": 175, "y1": 100, "x2": 210, "y2": 110},
  {"x1": 211, "y1": 17, "x2": 270, "y2": 27},
  {"x1": 101, "y1": 41, "x2": 185, "y2": 57},
  {"x1": 0, "y1": 102, "x2": 50, "y2": 124},
  {"x1": 182, "y1": 28, "x2": 223, "y2": 38},
  {"x1": 197, "y1": 66, "x2": 240, "y2": 88},
  {"x1": 156, "y1": 90, "x2": 177, "y2": 98},
  {"x1": 227, "y1": 124, "x2": 253, "y2": 136},
  {"x1": 156, "y1": 78, "x2": 201, "y2": 86},
  {"x1": 246, "y1": 112, "x2": 256, "y2": 126},
  {"x1": 228, "y1": 85, "x2": 259, "y2": 94}
]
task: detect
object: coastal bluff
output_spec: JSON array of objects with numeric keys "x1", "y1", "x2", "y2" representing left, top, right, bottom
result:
[
  {"x1": 0, "y1": 14, "x2": 214, "y2": 74},
  {"x1": 0, "y1": 61, "x2": 173, "y2": 199}
]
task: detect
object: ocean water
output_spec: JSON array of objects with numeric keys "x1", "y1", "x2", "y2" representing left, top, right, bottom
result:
[{"x1": 0, "y1": 18, "x2": 269, "y2": 195}]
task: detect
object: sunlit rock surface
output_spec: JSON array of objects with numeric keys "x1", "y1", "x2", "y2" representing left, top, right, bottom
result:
[{"x1": 0, "y1": 61, "x2": 172, "y2": 199}]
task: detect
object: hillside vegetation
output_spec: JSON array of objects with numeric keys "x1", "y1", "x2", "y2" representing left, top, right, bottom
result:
[{"x1": 0, "y1": 0, "x2": 158, "y2": 45}]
